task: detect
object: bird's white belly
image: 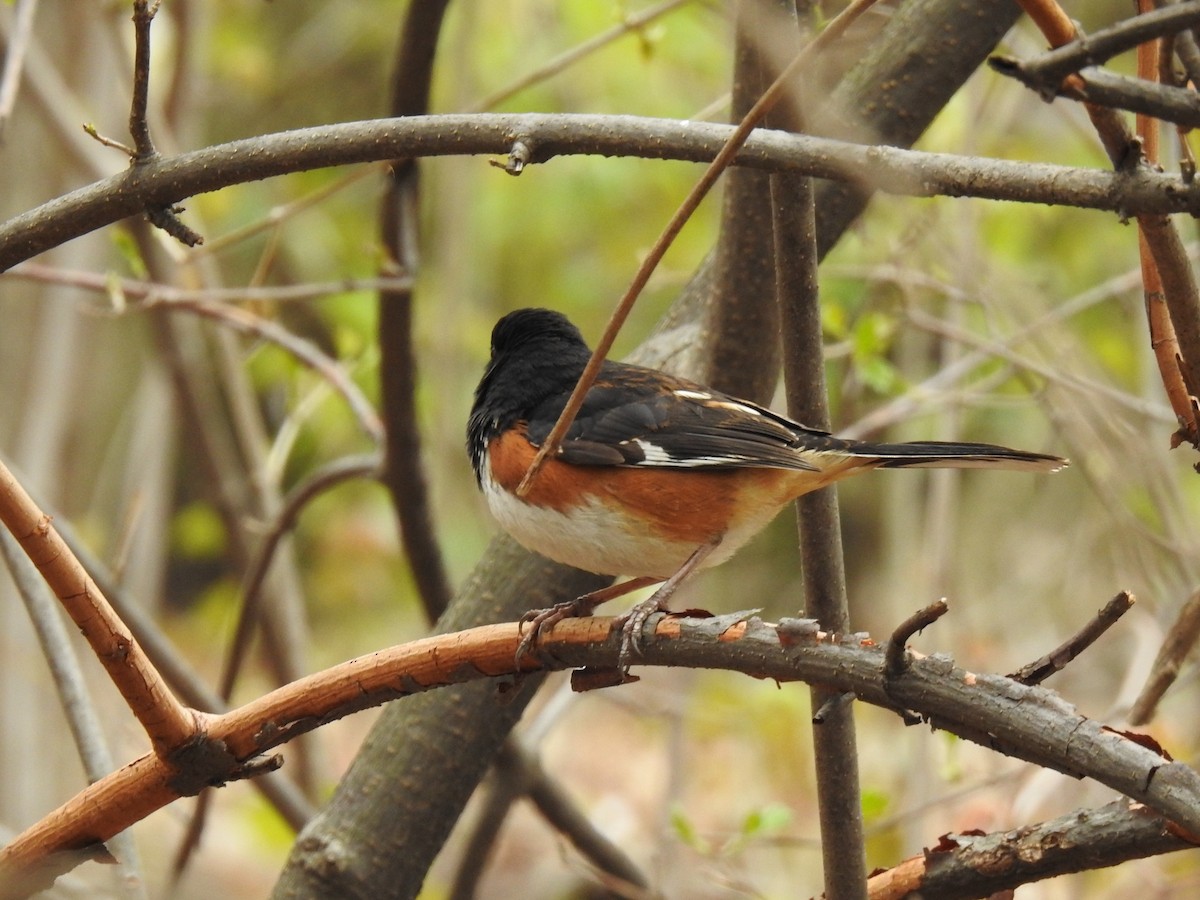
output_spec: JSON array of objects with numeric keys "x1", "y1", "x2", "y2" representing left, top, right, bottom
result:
[{"x1": 481, "y1": 472, "x2": 775, "y2": 578}]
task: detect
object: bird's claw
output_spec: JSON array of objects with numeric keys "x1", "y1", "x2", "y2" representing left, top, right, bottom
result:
[
  {"x1": 615, "y1": 595, "x2": 671, "y2": 672},
  {"x1": 515, "y1": 598, "x2": 594, "y2": 665}
]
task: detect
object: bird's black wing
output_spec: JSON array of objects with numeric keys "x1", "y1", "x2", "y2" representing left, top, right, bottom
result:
[{"x1": 525, "y1": 362, "x2": 824, "y2": 472}]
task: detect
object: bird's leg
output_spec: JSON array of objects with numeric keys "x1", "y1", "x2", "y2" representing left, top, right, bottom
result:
[
  {"x1": 516, "y1": 576, "x2": 661, "y2": 663},
  {"x1": 617, "y1": 537, "x2": 722, "y2": 671}
]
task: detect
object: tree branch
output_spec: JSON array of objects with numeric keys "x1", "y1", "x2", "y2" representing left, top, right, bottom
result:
[
  {"x1": 5, "y1": 611, "x2": 1200, "y2": 894},
  {"x1": 866, "y1": 799, "x2": 1192, "y2": 899},
  {"x1": 6, "y1": 113, "x2": 1200, "y2": 271},
  {"x1": 0, "y1": 457, "x2": 196, "y2": 755},
  {"x1": 990, "y1": 2, "x2": 1200, "y2": 95}
]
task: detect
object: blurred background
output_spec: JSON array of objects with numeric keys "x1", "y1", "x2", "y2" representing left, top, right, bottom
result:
[{"x1": 2, "y1": 0, "x2": 1198, "y2": 896}]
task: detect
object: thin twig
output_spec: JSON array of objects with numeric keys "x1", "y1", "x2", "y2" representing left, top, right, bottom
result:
[
  {"x1": 1128, "y1": 588, "x2": 1200, "y2": 724},
  {"x1": 1002, "y1": 66, "x2": 1200, "y2": 129},
  {"x1": 129, "y1": 0, "x2": 159, "y2": 158},
  {"x1": 137, "y1": 296, "x2": 385, "y2": 443},
  {"x1": 5, "y1": 262, "x2": 414, "y2": 304},
  {"x1": 376, "y1": 0, "x2": 455, "y2": 623},
  {"x1": 129, "y1": 0, "x2": 202, "y2": 245},
  {"x1": 769, "y1": 7, "x2": 870, "y2": 887},
  {"x1": 217, "y1": 453, "x2": 382, "y2": 701},
  {"x1": 193, "y1": 165, "x2": 382, "y2": 257},
  {"x1": 1008, "y1": 591, "x2": 1135, "y2": 686},
  {"x1": 467, "y1": 0, "x2": 693, "y2": 113},
  {"x1": 513, "y1": 0, "x2": 882, "y2": 497}
]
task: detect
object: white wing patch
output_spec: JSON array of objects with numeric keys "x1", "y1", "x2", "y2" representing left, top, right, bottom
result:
[
  {"x1": 707, "y1": 398, "x2": 765, "y2": 416},
  {"x1": 628, "y1": 438, "x2": 752, "y2": 468},
  {"x1": 632, "y1": 439, "x2": 673, "y2": 463},
  {"x1": 674, "y1": 388, "x2": 766, "y2": 419}
]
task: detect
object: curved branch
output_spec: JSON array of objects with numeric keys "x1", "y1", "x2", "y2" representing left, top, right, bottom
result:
[
  {"x1": 4, "y1": 113, "x2": 1200, "y2": 270},
  {"x1": 4, "y1": 612, "x2": 1200, "y2": 892}
]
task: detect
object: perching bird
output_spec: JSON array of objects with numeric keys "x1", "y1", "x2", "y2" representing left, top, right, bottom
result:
[{"x1": 467, "y1": 308, "x2": 1066, "y2": 665}]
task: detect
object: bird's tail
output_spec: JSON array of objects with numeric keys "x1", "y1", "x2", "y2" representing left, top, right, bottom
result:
[{"x1": 844, "y1": 440, "x2": 1066, "y2": 473}]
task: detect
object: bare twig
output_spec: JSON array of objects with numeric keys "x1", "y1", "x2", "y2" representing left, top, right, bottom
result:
[
  {"x1": 81, "y1": 122, "x2": 135, "y2": 156},
  {"x1": 770, "y1": 7, "x2": 870, "y2": 886},
  {"x1": 217, "y1": 454, "x2": 382, "y2": 701},
  {"x1": 1129, "y1": 588, "x2": 1200, "y2": 724},
  {"x1": 376, "y1": 0, "x2": 455, "y2": 622},
  {"x1": 1008, "y1": 591, "x2": 1135, "y2": 686},
  {"x1": 467, "y1": 0, "x2": 693, "y2": 113},
  {"x1": 1137, "y1": 215, "x2": 1200, "y2": 448},
  {"x1": 4, "y1": 262, "x2": 414, "y2": 304},
  {"x1": 450, "y1": 740, "x2": 650, "y2": 899},
  {"x1": 128, "y1": 0, "x2": 202, "y2": 246},
  {"x1": 138, "y1": 297, "x2": 384, "y2": 443},
  {"x1": 997, "y1": 66, "x2": 1200, "y2": 129},
  {"x1": 128, "y1": 0, "x2": 159, "y2": 158}
]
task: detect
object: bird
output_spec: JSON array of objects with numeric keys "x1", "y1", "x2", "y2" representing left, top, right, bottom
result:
[{"x1": 467, "y1": 307, "x2": 1066, "y2": 669}]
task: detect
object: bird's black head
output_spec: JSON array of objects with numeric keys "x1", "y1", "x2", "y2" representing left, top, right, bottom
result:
[{"x1": 466, "y1": 308, "x2": 592, "y2": 483}]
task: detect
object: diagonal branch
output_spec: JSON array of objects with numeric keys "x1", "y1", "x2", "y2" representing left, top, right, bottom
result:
[
  {"x1": 0, "y1": 457, "x2": 196, "y2": 756},
  {"x1": 866, "y1": 799, "x2": 1192, "y2": 899}
]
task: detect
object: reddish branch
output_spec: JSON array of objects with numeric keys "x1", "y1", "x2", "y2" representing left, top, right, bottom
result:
[
  {"x1": 4, "y1": 612, "x2": 1200, "y2": 893},
  {"x1": 0, "y1": 458, "x2": 196, "y2": 756}
]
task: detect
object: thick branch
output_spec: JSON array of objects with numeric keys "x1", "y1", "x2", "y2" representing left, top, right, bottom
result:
[
  {"x1": 5, "y1": 113, "x2": 1200, "y2": 270},
  {"x1": 5, "y1": 613, "x2": 1200, "y2": 893}
]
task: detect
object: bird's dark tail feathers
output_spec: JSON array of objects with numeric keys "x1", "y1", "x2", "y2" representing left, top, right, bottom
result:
[{"x1": 847, "y1": 440, "x2": 1066, "y2": 473}]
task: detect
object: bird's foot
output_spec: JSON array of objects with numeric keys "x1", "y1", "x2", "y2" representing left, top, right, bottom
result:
[
  {"x1": 615, "y1": 592, "x2": 673, "y2": 672},
  {"x1": 515, "y1": 577, "x2": 661, "y2": 667},
  {"x1": 515, "y1": 597, "x2": 595, "y2": 665}
]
